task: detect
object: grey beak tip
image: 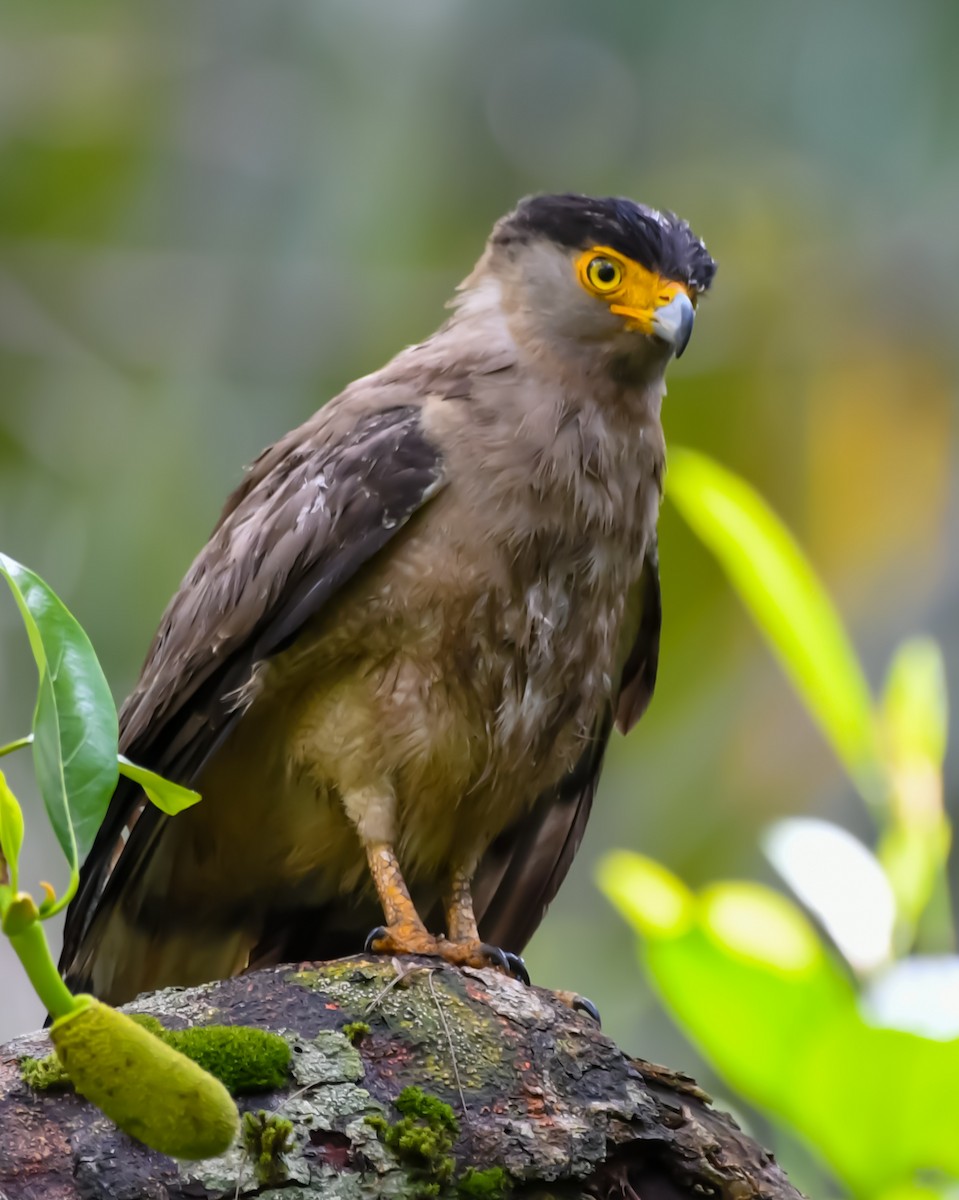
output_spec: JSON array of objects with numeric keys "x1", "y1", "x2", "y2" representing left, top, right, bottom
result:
[
  {"x1": 651, "y1": 292, "x2": 695, "y2": 358},
  {"x1": 674, "y1": 305, "x2": 694, "y2": 358}
]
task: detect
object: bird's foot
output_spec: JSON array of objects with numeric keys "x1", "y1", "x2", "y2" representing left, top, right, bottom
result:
[
  {"x1": 436, "y1": 939, "x2": 530, "y2": 984},
  {"x1": 364, "y1": 921, "x2": 442, "y2": 959},
  {"x1": 554, "y1": 990, "x2": 602, "y2": 1026},
  {"x1": 364, "y1": 925, "x2": 529, "y2": 984}
]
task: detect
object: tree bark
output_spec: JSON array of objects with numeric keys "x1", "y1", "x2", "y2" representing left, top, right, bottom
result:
[{"x1": 0, "y1": 955, "x2": 803, "y2": 1199}]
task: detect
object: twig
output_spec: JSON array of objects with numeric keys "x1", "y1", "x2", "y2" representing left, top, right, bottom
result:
[
  {"x1": 427, "y1": 968, "x2": 468, "y2": 1120},
  {"x1": 362, "y1": 957, "x2": 416, "y2": 1016}
]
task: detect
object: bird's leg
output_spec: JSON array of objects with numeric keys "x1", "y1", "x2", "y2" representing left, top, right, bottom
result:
[
  {"x1": 437, "y1": 867, "x2": 530, "y2": 984},
  {"x1": 348, "y1": 785, "x2": 526, "y2": 980},
  {"x1": 443, "y1": 867, "x2": 481, "y2": 945},
  {"x1": 364, "y1": 841, "x2": 442, "y2": 957},
  {"x1": 363, "y1": 853, "x2": 528, "y2": 983},
  {"x1": 341, "y1": 782, "x2": 440, "y2": 958}
]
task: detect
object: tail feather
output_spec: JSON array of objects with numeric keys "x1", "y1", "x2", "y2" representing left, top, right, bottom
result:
[{"x1": 64, "y1": 906, "x2": 254, "y2": 1006}]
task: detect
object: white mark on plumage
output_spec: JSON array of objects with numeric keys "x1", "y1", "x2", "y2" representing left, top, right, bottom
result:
[{"x1": 294, "y1": 471, "x2": 328, "y2": 531}]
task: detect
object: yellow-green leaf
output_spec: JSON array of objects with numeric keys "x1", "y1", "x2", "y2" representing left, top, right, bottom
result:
[
  {"x1": 599, "y1": 851, "x2": 959, "y2": 1196},
  {"x1": 117, "y1": 756, "x2": 201, "y2": 816},
  {"x1": 666, "y1": 448, "x2": 883, "y2": 807},
  {"x1": 881, "y1": 637, "x2": 948, "y2": 773},
  {"x1": 878, "y1": 638, "x2": 951, "y2": 942},
  {"x1": 0, "y1": 767, "x2": 24, "y2": 894}
]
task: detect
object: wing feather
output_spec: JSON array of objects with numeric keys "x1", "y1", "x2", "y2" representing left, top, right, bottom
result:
[{"x1": 60, "y1": 402, "x2": 446, "y2": 980}]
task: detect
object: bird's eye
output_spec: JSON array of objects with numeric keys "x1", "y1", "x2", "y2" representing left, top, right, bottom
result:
[{"x1": 585, "y1": 256, "x2": 623, "y2": 292}]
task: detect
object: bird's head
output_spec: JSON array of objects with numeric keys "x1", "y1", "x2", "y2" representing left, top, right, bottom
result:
[{"x1": 475, "y1": 193, "x2": 716, "y2": 375}]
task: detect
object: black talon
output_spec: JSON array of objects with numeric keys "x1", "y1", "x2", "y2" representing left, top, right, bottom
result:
[
  {"x1": 572, "y1": 995, "x2": 602, "y2": 1026},
  {"x1": 503, "y1": 951, "x2": 530, "y2": 986},
  {"x1": 364, "y1": 926, "x2": 389, "y2": 953},
  {"x1": 479, "y1": 943, "x2": 511, "y2": 973}
]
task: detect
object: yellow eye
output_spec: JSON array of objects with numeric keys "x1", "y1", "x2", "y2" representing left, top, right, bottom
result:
[{"x1": 585, "y1": 255, "x2": 623, "y2": 293}]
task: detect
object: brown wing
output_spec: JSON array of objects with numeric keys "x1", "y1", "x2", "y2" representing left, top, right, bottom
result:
[
  {"x1": 60, "y1": 402, "x2": 446, "y2": 983},
  {"x1": 474, "y1": 540, "x2": 661, "y2": 952}
]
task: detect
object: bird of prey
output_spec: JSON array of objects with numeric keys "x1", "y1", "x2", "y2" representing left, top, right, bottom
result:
[{"x1": 60, "y1": 193, "x2": 716, "y2": 1006}]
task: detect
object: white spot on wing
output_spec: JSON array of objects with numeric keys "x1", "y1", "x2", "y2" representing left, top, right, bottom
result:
[{"x1": 294, "y1": 471, "x2": 329, "y2": 531}]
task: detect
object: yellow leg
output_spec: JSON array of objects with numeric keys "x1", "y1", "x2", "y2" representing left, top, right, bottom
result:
[
  {"x1": 363, "y1": 848, "x2": 526, "y2": 980},
  {"x1": 443, "y1": 868, "x2": 480, "y2": 945},
  {"x1": 364, "y1": 841, "x2": 441, "y2": 957}
]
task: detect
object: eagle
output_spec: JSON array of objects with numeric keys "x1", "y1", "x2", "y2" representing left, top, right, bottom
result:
[{"x1": 60, "y1": 193, "x2": 716, "y2": 1004}]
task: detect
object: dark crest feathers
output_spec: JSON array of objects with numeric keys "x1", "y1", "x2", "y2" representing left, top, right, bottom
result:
[{"x1": 494, "y1": 192, "x2": 717, "y2": 293}]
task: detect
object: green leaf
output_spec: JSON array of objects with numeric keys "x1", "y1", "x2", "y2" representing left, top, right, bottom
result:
[
  {"x1": 878, "y1": 638, "x2": 952, "y2": 946},
  {"x1": 0, "y1": 767, "x2": 24, "y2": 894},
  {"x1": 599, "y1": 851, "x2": 959, "y2": 1197},
  {"x1": 0, "y1": 554, "x2": 119, "y2": 899},
  {"x1": 117, "y1": 756, "x2": 201, "y2": 816},
  {"x1": 31, "y1": 665, "x2": 79, "y2": 910},
  {"x1": 881, "y1": 637, "x2": 948, "y2": 770},
  {"x1": 666, "y1": 448, "x2": 883, "y2": 807}
]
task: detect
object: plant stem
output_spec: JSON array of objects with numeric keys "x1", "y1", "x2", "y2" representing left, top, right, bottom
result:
[
  {"x1": 6, "y1": 903, "x2": 76, "y2": 1020},
  {"x1": 0, "y1": 735, "x2": 32, "y2": 759}
]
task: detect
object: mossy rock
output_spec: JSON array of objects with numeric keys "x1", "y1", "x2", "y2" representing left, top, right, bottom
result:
[{"x1": 0, "y1": 955, "x2": 803, "y2": 1200}]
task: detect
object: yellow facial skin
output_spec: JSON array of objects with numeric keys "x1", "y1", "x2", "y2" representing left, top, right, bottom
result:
[{"x1": 575, "y1": 245, "x2": 696, "y2": 355}]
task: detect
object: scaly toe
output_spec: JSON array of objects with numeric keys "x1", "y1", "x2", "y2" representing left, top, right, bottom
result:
[
  {"x1": 363, "y1": 923, "x2": 441, "y2": 958},
  {"x1": 435, "y1": 939, "x2": 529, "y2": 981}
]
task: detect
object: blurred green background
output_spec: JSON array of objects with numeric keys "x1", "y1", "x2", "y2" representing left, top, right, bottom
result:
[{"x1": 0, "y1": 0, "x2": 957, "y2": 1190}]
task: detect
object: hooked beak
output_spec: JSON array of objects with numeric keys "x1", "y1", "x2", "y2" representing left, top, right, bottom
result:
[
  {"x1": 608, "y1": 277, "x2": 697, "y2": 359},
  {"x1": 650, "y1": 291, "x2": 695, "y2": 358}
]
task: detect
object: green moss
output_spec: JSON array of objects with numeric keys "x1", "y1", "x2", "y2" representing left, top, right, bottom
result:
[
  {"x1": 19, "y1": 1052, "x2": 71, "y2": 1090},
  {"x1": 164, "y1": 1025, "x2": 290, "y2": 1094},
  {"x1": 457, "y1": 1166, "x2": 510, "y2": 1197},
  {"x1": 395, "y1": 1086, "x2": 458, "y2": 1133},
  {"x1": 21, "y1": 1017, "x2": 290, "y2": 1097},
  {"x1": 241, "y1": 1109, "x2": 295, "y2": 1186},
  {"x1": 365, "y1": 1086, "x2": 459, "y2": 1197},
  {"x1": 365, "y1": 1086, "x2": 511, "y2": 1198},
  {"x1": 342, "y1": 1020, "x2": 371, "y2": 1045}
]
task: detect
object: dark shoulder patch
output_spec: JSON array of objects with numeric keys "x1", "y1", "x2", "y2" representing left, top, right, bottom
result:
[{"x1": 260, "y1": 405, "x2": 444, "y2": 658}]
